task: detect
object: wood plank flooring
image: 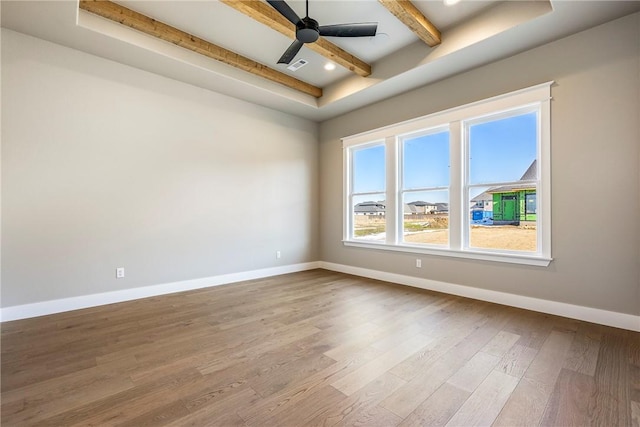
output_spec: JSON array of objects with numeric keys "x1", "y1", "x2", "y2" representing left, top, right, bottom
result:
[{"x1": 1, "y1": 269, "x2": 638, "y2": 426}]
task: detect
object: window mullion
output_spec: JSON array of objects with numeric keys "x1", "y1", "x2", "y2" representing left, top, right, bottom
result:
[
  {"x1": 449, "y1": 121, "x2": 463, "y2": 250},
  {"x1": 385, "y1": 136, "x2": 398, "y2": 244},
  {"x1": 343, "y1": 146, "x2": 351, "y2": 241}
]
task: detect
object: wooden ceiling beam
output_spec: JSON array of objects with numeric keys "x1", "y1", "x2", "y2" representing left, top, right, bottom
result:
[
  {"x1": 220, "y1": 0, "x2": 372, "y2": 77},
  {"x1": 79, "y1": 0, "x2": 322, "y2": 98},
  {"x1": 379, "y1": 0, "x2": 441, "y2": 47}
]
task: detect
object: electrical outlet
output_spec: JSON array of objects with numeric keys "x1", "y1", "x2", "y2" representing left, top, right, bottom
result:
[
  {"x1": 116, "y1": 267, "x2": 125, "y2": 278},
  {"x1": 276, "y1": 251, "x2": 281, "y2": 259},
  {"x1": 416, "y1": 259, "x2": 422, "y2": 268}
]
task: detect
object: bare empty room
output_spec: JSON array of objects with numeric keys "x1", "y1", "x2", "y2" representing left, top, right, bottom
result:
[{"x1": 1, "y1": 0, "x2": 639, "y2": 425}]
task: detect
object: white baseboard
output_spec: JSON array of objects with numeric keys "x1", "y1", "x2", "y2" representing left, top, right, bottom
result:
[
  {"x1": 319, "y1": 261, "x2": 640, "y2": 332},
  {"x1": 0, "y1": 262, "x2": 321, "y2": 322},
  {"x1": 3, "y1": 260, "x2": 638, "y2": 332}
]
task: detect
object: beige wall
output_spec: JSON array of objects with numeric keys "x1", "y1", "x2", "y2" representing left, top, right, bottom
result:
[
  {"x1": 319, "y1": 13, "x2": 640, "y2": 315},
  {"x1": 1, "y1": 29, "x2": 319, "y2": 307}
]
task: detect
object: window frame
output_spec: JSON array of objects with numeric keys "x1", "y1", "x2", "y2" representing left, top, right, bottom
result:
[
  {"x1": 463, "y1": 106, "x2": 540, "y2": 254},
  {"x1": 525, "y1": 193, "x2": 537, "y2": 215},
  {"x1": 342, "y1": 82, "x2": 552, "y2": 266},
  {"x1": 399, "y1": 126, "x2": 451, "y2": 248},
  {"x1": 344, "y1": 140, "x2": 387, "y2": 243}
]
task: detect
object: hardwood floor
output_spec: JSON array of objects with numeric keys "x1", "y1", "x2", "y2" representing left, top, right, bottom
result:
[{"x1": 1, "y1": 269, "x2": 638, "y2": 426}]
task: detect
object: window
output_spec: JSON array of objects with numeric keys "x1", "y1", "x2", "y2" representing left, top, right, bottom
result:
[
  {"x1": 343, "y1": 83, "x2": 552, "y2": 266},
  {"x1": 467, "y1": 110, "x2": 538, "y2": 253},
  {"x1": 401, "y1": 128, "x2": 450, "y2": 247},
  {"x1": 526, "y1": 193, "x2": 537, "y2": 214},
  {"x1": 348, "y1": 143, "x2": 386, "y2": 242}
]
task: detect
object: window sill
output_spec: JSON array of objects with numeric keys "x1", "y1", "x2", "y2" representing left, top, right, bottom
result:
[{"x1": 342, "y1": 240, "x2": 552, "y2": 267}]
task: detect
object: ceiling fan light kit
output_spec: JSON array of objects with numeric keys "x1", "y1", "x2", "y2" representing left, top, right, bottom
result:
[{"x1": 266, "y1": 0, "x2": 378, "y2": 65}]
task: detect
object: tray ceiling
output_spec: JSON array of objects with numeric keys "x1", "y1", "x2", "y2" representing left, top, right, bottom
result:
[{"x1": 2, "y1": 1, "x2": 640, "y2": 121}]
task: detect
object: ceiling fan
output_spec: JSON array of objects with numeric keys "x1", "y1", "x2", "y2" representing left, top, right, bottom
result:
[{"x1": 266, "y1": 0, "x2": 378, "y2": 64}]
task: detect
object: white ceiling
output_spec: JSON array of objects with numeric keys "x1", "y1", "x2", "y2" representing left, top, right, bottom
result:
[{"x1": 2, "y1": 1, "x2": 640, "y2": 121}]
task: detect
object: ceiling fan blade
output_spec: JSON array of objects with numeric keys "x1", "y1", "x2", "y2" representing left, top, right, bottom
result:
[
  {"x1": 278, "y1": 39, "x2": 304, "y2": 64},
  {"x1": 319, "y1": 23, "x2": 378, "y2": 37},
  {"x1": 266, "y1": 0, "x2": 301, "y2": 26}
]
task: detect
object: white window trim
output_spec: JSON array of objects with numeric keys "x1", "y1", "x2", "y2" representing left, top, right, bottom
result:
[
  {"x1": 343, "y1": 140, "x2": 386, "y2": 242},
  {"x1": 342, "y1": 82, "x2": 553, "y2": 267}
]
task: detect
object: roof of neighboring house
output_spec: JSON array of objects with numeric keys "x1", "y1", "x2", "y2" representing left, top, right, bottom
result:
[
  {"x1": 471, "y1": 191, "x2": 492, "y2": 202},
  {"x1": 519, "y1": 159, "x2": 537, "y2": 181},
  {"x1": 404, "y1": 204, "x2": 420, "y2": 214},
  {"x1": 487, "y1": 160, "x2": 537, "y2": 193},
  {"x1": 354, "y1": 201, "x2": 386, "y2": 213},
  {"x1": 407, "y1": 201, "x2": 433, "y2": 207},
  {"x1": 488, "y1": 183, "x2": 536, "y2": 193}
]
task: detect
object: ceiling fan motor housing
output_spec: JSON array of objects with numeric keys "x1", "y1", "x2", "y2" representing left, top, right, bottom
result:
[
  {"x1": 267, "y1": 0, "x2": 377, "y2": 64},
  {"x1": 297, "y1": 17, "x2": 320, "y2": 43}
]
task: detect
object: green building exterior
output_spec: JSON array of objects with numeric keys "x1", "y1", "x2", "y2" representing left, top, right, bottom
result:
[
  {"x1": 487, "y1": 160, "x2": 537, "y2": 225},
  {"x1": 490, "y1": 189, "x2": 536, "y2": 224}
]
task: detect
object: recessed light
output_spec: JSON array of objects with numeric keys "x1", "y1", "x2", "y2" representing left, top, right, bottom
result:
[
  {"x1": 324, "y1": 62, "x2": 336, "y2": 71},
  {"x1": 444, "y1": 0, "x2": 460, "y2": 6}
]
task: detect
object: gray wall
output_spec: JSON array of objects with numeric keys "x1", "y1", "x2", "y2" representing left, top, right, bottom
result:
[
  {"x1": 319, "y1": 13, "x2": 640, "y2": 315},
  {"x1": 1, "y1": 29, "x2": 319, "y2": 307},
  {"x1": 3, "y1": 12, "x2": 639, "y2": 318}
]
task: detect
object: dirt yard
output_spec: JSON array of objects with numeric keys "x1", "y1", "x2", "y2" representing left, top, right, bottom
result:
[
  {"x1": 355, "y1": 215, "x2": 537, "y2": 252},
  {"x1": 404, "y1": 226, "x2": 537, "y2": 251}
]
